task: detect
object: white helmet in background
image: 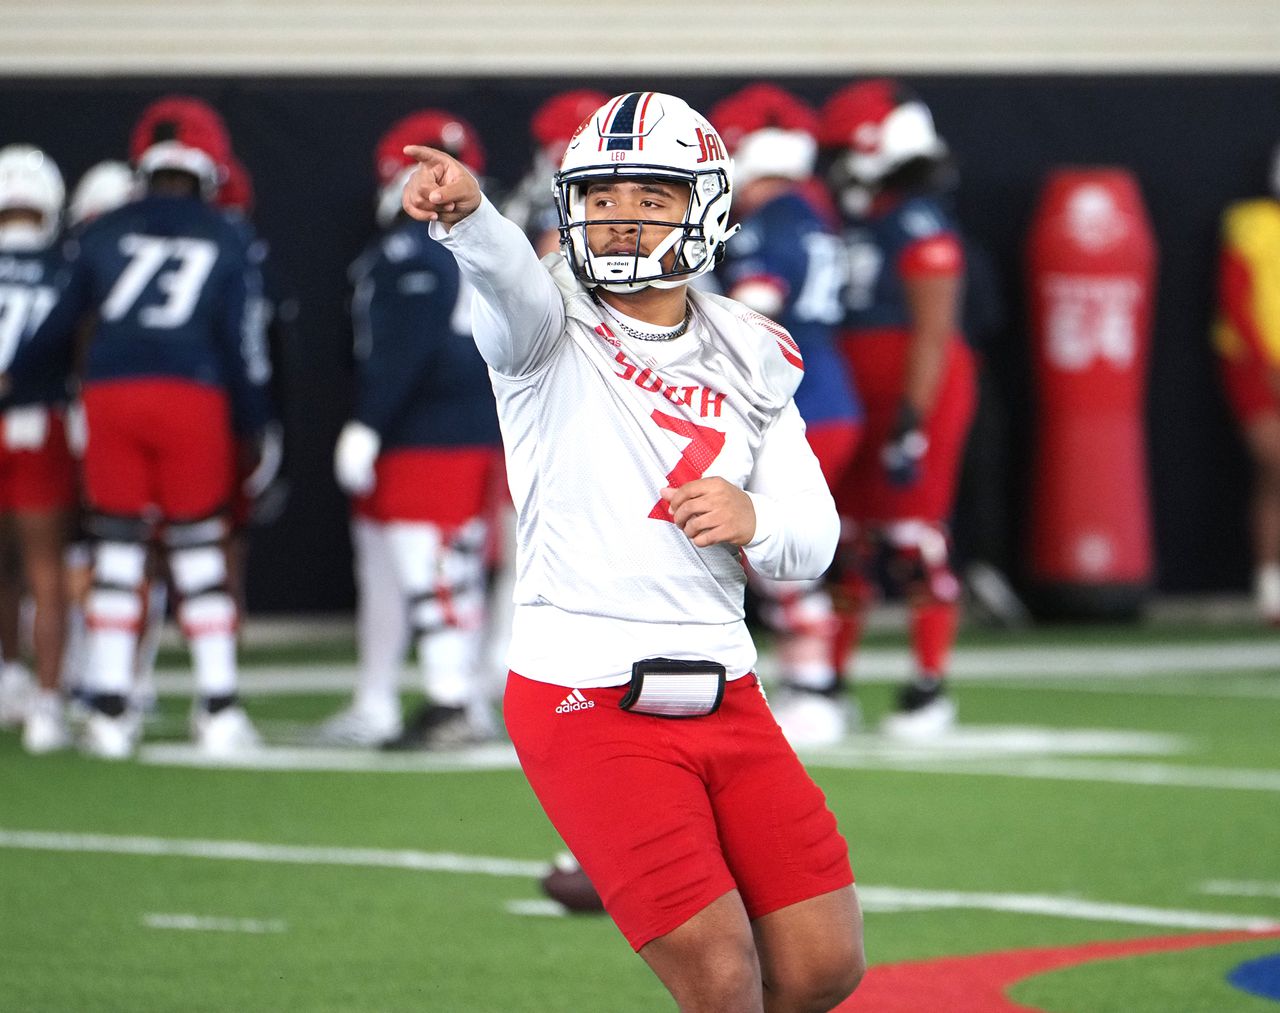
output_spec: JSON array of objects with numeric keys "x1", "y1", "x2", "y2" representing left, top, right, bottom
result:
[
  {"x1": 374, "y1": 108, "x2": 486, "y2": 228},
  {"x1": 709, "y1": 83, "x2": 820, "y2": 187},
  {"x1": 818, "y1": 79, "x2": 948, "y2": 186},
  {"x1": 69, "y1": 159, "x2": 136, "y2": 228},
  {"x1": 554, "y1": 91, "x2": 738, "y2": 292},
  {"x1": 0, "y1": 144, "x2": 65, "y2": 250}
]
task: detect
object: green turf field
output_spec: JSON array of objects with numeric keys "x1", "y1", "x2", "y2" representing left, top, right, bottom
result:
[{"x1": 2, "y1": 621, "x2": 1278, "y2": 1012}]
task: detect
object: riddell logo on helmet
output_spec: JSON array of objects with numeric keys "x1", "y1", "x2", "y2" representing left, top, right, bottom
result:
[{"x1": 556, "y1": 689, "x2": 595, "y2": 714}]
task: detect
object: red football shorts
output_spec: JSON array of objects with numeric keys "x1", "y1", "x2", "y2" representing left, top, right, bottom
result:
[
  {"x1": 503, "y1": 671, "x2": 854, "y2": 951},
  {"x1": 805, "y1": 418, "x2": 862, "y2": 492},
  {"x1": 81, "y1": 379, "x2": 234, "y2": 520},
  {"x1": 834, "y1": 331, "x2": 976, "y2": 523},
  {"x1": 0, "y1": 408, "x2": 77, "y2": 512},
  {"x1": 354, "y1": 446, "x2": 502, "y2": 526},
  {"x1": 1219, "y1": 352, "x2": 1278, "y2": 427}
]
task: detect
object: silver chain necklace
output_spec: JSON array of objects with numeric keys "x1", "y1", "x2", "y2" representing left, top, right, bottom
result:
[{"x1": 594, "y1": 296, "x2": 692, "y2": 342}]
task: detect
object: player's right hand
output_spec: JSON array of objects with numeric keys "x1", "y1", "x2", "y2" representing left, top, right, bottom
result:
[{"x1": 401, "y1": 145, "x2": 482, "y2": 227}]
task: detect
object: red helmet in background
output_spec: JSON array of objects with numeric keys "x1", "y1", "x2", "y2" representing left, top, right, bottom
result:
[
  {"x1": 818, "y1": 78, "x2": 947, "y2": 185},
  {"x1": 709, "y1": 83, "x2": 820, "y2": 186},
  {"x1": 531, "y1": 89, "x2": 610, "y2": 163},
  {"x1": 217, "y1": 155, "x2": 254, "y2": 217},
  {"x1": 129, "y1": 95, "x2": 232, "y2": 198},
  {"x1": 374, "y1": 109, "x2": 485, "y2": 226}
]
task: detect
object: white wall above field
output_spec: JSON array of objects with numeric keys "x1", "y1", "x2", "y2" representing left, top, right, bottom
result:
[{"x1": 3, "y1": 0, "x2": 1280, "y2": 76}]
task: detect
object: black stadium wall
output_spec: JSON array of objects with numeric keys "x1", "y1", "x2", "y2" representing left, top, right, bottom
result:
[{"x1": 1, "y1": 73, "x2": 1274, "y2": 612}]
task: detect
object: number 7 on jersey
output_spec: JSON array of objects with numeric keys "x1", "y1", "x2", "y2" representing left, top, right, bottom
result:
[{"x1": 648, "y1": 410, "x2": 726, "y2": 520}]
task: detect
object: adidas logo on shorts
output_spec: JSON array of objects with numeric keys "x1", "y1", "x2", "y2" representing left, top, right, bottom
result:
[{"x1": 555, "y1": 689, "x2": 595, "y2": 714}]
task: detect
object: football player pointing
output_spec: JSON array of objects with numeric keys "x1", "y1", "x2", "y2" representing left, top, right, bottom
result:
[{"x1": 402, "y1": 92, "x2": 864, "y2": 1013}]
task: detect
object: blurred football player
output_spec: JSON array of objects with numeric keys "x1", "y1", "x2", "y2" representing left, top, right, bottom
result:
[
  {"x1": 1214, "y1": 143, "x2": 1280, "y2": 623},
  {"x1": 0, "y1": 144, "x2": 77, "y2": 753},
  {"x1": 12, "y1": 95, "x2": 274, "y2": 759},
  {"x1": 216, "y1": 154, "x2": 290, "y2": 613},
  {"x1": 401, "y1": 90, "x2": 863, "y2": 1011},
  {"x1": 503, "y1": 89, "x2": 609, "y2": 256},
  {"x1": 63, "y1": 158, "x2": 142, "y2": 716},
  {"x1": 320, "y1": 110, "x2": 503, "y2": 749},
  {"x1": 711, "y1": 83, "x2": 864, "y2": 747},
  {"x1": 819, "y1": 80, "x2": 977, "y2": 739}
]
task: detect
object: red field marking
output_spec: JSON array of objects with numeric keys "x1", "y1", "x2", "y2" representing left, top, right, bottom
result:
[{"x1": 836, "y1": 928, "x2": 1280, "y2": 1012}]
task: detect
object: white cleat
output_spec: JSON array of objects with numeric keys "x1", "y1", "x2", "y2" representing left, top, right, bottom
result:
[
  {"x1": 771, "y1": 688, "x2": 858, "y2": 749},
  {"x1": 191, "y1": 705, "x2": 262, "y2": 757},
  {"x1": 22, "y1": 691, "x2": 71, "y2": 754},
  {"x1": 0, "y1": 662, "x2": 36, "y2": 728},
  {"x1": 880, "y1": 693, "x2": 958, "y2": 741},
  {"x1": 80, "y1": 710, "x2": 141, "y2": 760},
  {"x1": 312, "y1": 704, "x2": 403, "y2": 748}
]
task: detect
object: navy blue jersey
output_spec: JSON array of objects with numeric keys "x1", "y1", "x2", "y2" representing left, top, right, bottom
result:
[
  {"x1": 836, "y1": 194, "x2": 965, "y2": 334},
  {"x1": 348, "y1": 218, "x2": 500, "y2": 450},
  {"x1": 23, "y1": 193, "x2": 272, "y2": 435},
  {"x1": 0, "y1": 243, "x2": 72, "y2": 407},
  {"x1": 719, "y1": 190, "x2": 862, "y2": 426}
]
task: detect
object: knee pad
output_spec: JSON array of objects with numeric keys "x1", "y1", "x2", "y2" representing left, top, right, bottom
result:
[
  {"x1": 883, "y1": 520, "x2": 961, "y2": 605},
  {"x1": 164, "y1": 515, "x2": 237, "y2": 638},
  {"x1": 164, "y1": 515, "x2": 229, "y2": 597},
  {"x1": 829, "y1": 523, "x2": 878, "y2": 612},
  {"x1": 93, "y1": 540, "x2": 147, "y2": 591},
  {"x1": 752, "y1": 575, "x2": 834, "y2": 637},
  {"x1": 87, "y1": 540, "x2": 147, "y2": 633},
  {"x1": 177, "y1": 592, "x2": 237, "y2": 638},
  {"x1": 400, "y1": 520, "x2": 489, "y2": 636}
]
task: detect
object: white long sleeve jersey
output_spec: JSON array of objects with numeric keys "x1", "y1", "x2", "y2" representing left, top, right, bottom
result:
[{"x1": 434, "y1": 198, "x2": 838, "y2": 688}]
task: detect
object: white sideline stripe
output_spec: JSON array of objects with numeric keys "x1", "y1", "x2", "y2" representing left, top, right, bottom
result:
[
  {"x1": 822, "y1": 641, "x2": 1280, "y2": 681},
  {"x1": 856, "y1": 887, "x2": 1280, "y2": 932},
  {"x1": 2, "y1": 828, "x2": 1275, "y2": 933},
  {"x1": 1201, "y1": 880, "x2": 1280, "y2": 900},
  {"x1": 807, "y1": 755, "x2": 1280, "y2": 793},
  {"x1": 0, "y1": 829, "x2": 548, "y2": 878},
  {"x1": 135, "y1": 728, "x2": 1182, "y2": 775},
  {"x1": 137, "y1": 742, "x2": 522, "y2": 773},
  {"x1": 142, "y1": 913, "x2": 286, "y2": 934},
  {"x1": 150, "y1": 640, "x2": 1280, "y2": 697},
  {"x1": 130, "y1": 737, "x2": 1280, "y2": 795}
]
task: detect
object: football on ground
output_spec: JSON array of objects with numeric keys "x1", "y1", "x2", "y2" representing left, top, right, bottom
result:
[{"x1": 540, "y1": 853, "x2": 605, "y2": 913}]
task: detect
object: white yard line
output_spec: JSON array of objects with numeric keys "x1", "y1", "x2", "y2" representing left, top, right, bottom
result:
[
  {"x1": 0, "y1": 829, "x2": 547, "y2": 878},
  {"x1": 142, "y1": 913, "x2": 286, "y2": 934},
  {"x1": 854, "y1": 887, "x2": 1280, "y2": 932},
  {"x1": 805, "y1": 754, "x2": 1280, "y2": 792},
  {"x1": 3, "y1": 828, "x2": 1275, "y2": 933},
  {"x1": 1201, "y1": 881, "x2": 1280, "y2": 900}
]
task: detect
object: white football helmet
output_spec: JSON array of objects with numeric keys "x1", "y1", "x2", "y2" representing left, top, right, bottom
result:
[
  {"x1": 818, "y1": 79, "x2": 947, "y2": 186},
  {"x1": 69, "y1": 160, "x2": 136, "y2": 228},
  {"x1": 0, "y1": 144, "x2": 65, "y2": 250},
  {"x1": 554, "y1": 92, "x2": 738, "y2": 292}
]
